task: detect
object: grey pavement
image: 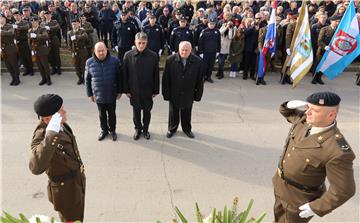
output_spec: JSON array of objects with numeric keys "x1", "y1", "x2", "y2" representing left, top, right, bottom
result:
[{"x1": 1, "y1": 71, "x2": 359, "y2": 222}]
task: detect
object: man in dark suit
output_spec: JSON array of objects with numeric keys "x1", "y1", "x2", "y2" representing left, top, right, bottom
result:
[{"x1": 162, "y1": 41, "x2": 204, "y2": 139}]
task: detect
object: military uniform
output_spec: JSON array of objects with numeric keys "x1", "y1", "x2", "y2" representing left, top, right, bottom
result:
[
  {"x1": 29, "y1": 94, "x2": 86, "y2": 222},
  {"x1": 0, "y1": 23, "x2": 21, "y2": 85},
  {"x1": 315, "y1": 25, "x2": 336, "y2": 69},
  {"x1": 80, "y1": 20, "x2": 95, "y2": 58},
  {"x1": 281, "y1": 21, "x2": 297, "y2": 84},
  {"x1": 273, "y1": 99, "x2": 356, "y2": 223},
  {"x1": 41, "y1": 19, "x2": 61, "y2": 75},
  {"x1": 67, "y1": 28, "x2": 90, "y2": 84},
  {"x1": 29, "y1": 24, "x2": 52, "y2": 85},
  {"x1": 13, "y1": 19, "x2": 34, "y2": 76}
]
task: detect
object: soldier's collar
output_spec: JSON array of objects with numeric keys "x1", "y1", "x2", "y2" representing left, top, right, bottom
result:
[{"x1": 310, "y1": 121, "x2": 336, "y2": 136}]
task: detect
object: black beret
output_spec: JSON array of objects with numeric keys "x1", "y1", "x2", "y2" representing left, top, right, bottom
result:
[
  {"x1": 34, "y1": 94, "x2": 63, "y2": 117},
  {"x1": 306, "y1": 92, "x2": 341, "y2": 107},
  {"x1": 330, "y1": 14, "x2": 342, "y2": 21}
]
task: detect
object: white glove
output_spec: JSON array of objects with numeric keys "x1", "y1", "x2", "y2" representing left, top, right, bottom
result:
[
  {"x1": 216, "y1": 52, "x2": 219, "y2": 57},
  {"x1": 12, "y1": 24, "x2": 18, "y2": 29},
  {"x1": 199, "y1": 54, "x2": 204, "y2": 58},
  {"x1": 195, "y1": 46, "x2": 198, "y2": 51},
  {"x1": 172, "y1": 51, "x2": 175, "y2": 55},
  {"x1": 299, "y1": 203, "x2": 315, "y2": 218},
  {"x1": 45, "y1": 25, "x2": 50, "y2": 30},
  {"x1": 287, "y1": 100, "x2": 308, "y2": 109},
  {"x1": 158, "y1": 49, "x2": 163, "y2": 56},
  {"x1": 70, "y1": 35, "x2": 76, "y2": 41},
  {"x1": 271, "y1": 52, "x2": 275, "y2": 58},
  {"x1": 114, "y1": 46, "x2": 119, "y2": 52},
  {"x1": 30, "y1": 33, "x2": 37, "y2": 38},
  {"x1": 45, "y1": 112, "x2": 62, "y2": 133},
  {"x1": 286, "y1": 48, "x2": 291, "y2": 56},
  {"x1": 324, "y1": 46, "x2": 330, "y2": 51},
  {"x1": 131, "y1": 45, "x2": 135, "y2": 50}
]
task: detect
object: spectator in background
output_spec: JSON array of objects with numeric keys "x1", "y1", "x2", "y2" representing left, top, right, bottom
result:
[
  {"x1": 112, "y1": 3, "x2": 121, "y2": 22},
  {"x1": 137, "y1": 1, "x2": 149, "y2": 22},
  {"x1": 232, "y1": 6, "x2": 242, "y2": 27},
  {"x1": 242, "y1": 17, "x2": 258, "y2": 81},
  {"x1": 190, "y1": 7, "x2": 205, "y2": 30},
  {"x1": 228, "y1": 26, "x2": 245, "y2": 78},
  {"x1": 83, "y1": 3, "x2": 100, "y2": 39},
  {"x1": 142, "y1": 12, "x2": 165, "y2": 57},
  {"x1": 99, "y1": 1, "x2": 115, "y2": 48},
  {"x1": 181, "y1": 0, "x2": 194, "y2": 23},
  {"x1": 170, "y1": 16, "x2": 193, "y2": 53}
]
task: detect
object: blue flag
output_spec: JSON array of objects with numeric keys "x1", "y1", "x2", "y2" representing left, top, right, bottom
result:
[{"x1": 315, "y1": 0, "x2": 360, "y2": 80}]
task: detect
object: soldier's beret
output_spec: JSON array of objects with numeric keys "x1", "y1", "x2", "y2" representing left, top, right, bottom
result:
[
  {"x1": 79, "y1": 13, "x2": 86, "y2": 17},
  {"x1": 34, "y1": 94, "x2": 63, "y2": 117},
  {"x1": 306, "y1": 92, "x2": 341, "y2": 107},
  {"x1": 330, "y1": 14, "x2": 342, "y2": 21}
]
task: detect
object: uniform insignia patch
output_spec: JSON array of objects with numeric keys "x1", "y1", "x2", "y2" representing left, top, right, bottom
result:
[
  {"x1": 319, "y1": 99, "x2": 325, "y2": 104},
  {"x1": 335, "y1": 136, "x2": 350, "y2": 151}
]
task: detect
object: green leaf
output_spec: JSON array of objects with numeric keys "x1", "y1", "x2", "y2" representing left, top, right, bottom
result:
[
  {"x1": 3, "y1": 212, "x2": 20, "y2": 223},
  {"x1": 195, "y1": 203, "x2": 203, "y2": 223},
  {"x1": 228, "y1": 210, "x2": 232, "y2": 223},
  {"x1": 156, "y1": 221, "x2": 163, "y2": 223},
  {"x1": 223, "y1": 206, "x2": 228, "y2": 223},
  {"x1": 175, "y1": 206, "x2": 188, "y2": 223},
  {"x1": 18, "y1": 214, "x2": 29, "y2": 223},
  {"x1": 35, "y1": 217, "x2": 41, "y2": 223},
  {"x1": 239, "y1": 199, "x2": 254, "y2": 223},
  {"x1": 211, "y1": 208, "x2": 216, "y2": 223},
  {"x1": 233, "y1": 212, "x2": 243, "y2": 223},
  {"x1": 1, "y1": 216, "x2": 13, "y2": 223},
  {"x1": 253, "y1": 212, "x2": 266, "y2": 223},
  {"x1": 216, "y1": 211, "x2": 222, "y2": 223}
]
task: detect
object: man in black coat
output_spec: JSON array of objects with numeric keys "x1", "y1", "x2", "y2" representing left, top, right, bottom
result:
[
  {"x1": 162, "y1": 41, "x2": 204, "y2": 139},
  {"x1": 123, "y1": 32, "x2": 160, "y2": 140}
]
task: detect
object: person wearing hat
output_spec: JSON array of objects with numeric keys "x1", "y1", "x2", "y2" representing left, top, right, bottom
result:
[
  {"x1": 12, "y1": 8, "x2": 34, "y2": 76},
  {"x1": 310, "y1": 12, "x2": 328, "y2": 73},
  {"x1": 169, "y1": 16, "x2": 193, "y2": 53},
  {"x1": 29, "y1": 16, "x2": 52, "y2": 85},
  {"x1": 79, "y1": 13, "x2": 96, "y2": 58},
  {"x1": 311, "y1": 15, "x2": 341, "y2": 85},
  {"x1": 67, "y1": 17, "x2": 91, "y2": 84},
  {"x1": 190, "y1": 7, "x2": 205, "y2": 30},
  {"x1": 167, "y1": 9, "x2": 183, "y2": 39},
  {"x1": 193, "y1": 13, "x2": 208, "y2": 54},
  {"x1": 180, "y1": 0, "x2": 194, "y2": 23},
  {"x1": 0, "y1": 14, "x2": 21, "y2": 85},
  {"x1": 272, "y1": 91, "x2": 355, "y2": 223},
  {"x1": 112, "y1": 8, "x2": 138, "y2": 64},
  {"x1": 21, "y1": 6, "x2": 33, "y2": 22},
  {"x1": 142, "y1": 12, "x2": 165, "y2": 57},
  {"x1": 198, "y1": 17, "x2": 220, "y2": 83},
  {"x1": 41, "y1": 10, "x2": 62, "y2": 75},
  {"x1": 29, "y1": 94, "x2": 86, "y2": 222}
]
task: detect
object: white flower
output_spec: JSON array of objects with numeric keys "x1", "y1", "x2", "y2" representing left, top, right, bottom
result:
[
  {"x1": 29, "y1": 214, "x2": 59, "y2": 223},
  {"x1": 202, "y1": 213, "x2": 213, "y2": 223}
]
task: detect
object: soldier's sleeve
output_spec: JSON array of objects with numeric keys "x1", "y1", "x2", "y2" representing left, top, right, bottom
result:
[
  {"x1": 189, "y1": 30, "x2": 194, "y2": 46},
  {"x1": 317, "y1": 27, "x2": 326, "y2": 50},
  {"x1": 279, "y1": 101, "x2": 305, "y2": 124},
  {"x1": 85, "y1": 59, "x2": 93, "y2": 97},
  {"x1": 112, "y1": 25, "x2": 117, "y2": 47},
  {"x1": 36, "y1": 28, "x2": 49, "y2": 40},
  {"x1": 160, "y1": 27, "x2": 165, "y2": 50},
  {"x1": 67, "y1": 31, "x2": 72, "y2": 49},
  {"x1": 162, "y1": 57, "x2": 171, "y2": 101},
  {"x1": 309, "y1": 147, "x2": 356, "y2": 217},
  {"x1": 29, "y1": 128, "x2": 59, "y2": 175},
  {"x1": 51, "y1": 21, "x2": 61, "y2": 32},
  {"x1": 169, "y1": 30, "x2": 175, "y2": 51}
]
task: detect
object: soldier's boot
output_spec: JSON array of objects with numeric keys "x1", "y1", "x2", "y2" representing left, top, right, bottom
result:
[
  {"x1": 255, "y1": 77, "x2": 261, "y2": 85},
  {"x1": 260, "y1": 78, "x2": 267, "y2": 85},
  {"x1": 9, "y1": 74, "x2": 16, "y2": 86},
  {"x1": 12, "y1": 75, "x2": 20, "y2": 86},
  {"x1": 317, "y1": 72, "x2": 324, "y2": 85},
  {"x1": 46, "y1": 76, "x2": 52, "y2": 86},
  {"x1": 285, "y1": 75, "x2": 292, "y2": 85},
  {"x1": 39, "y1": 79, "x2": 47, "y2": 85}
]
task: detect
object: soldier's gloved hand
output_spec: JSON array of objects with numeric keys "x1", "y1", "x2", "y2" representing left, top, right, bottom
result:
[
  {"x1": 287, "y1": 100, "x2": 308, "y2": 109},
  {"x1": 131, "y1": 45, "x2": 135, "y2": 50},
  {"x1": 30, "y1": 33, "x2": 37, "y2": 38},
  {"x1": 286, "y1": 48, "x2": 291, "y2": 56},
  {"x1": 114, "y1": 46, "x2": 119, "y2": 52},
  {"x1": 12, "y1": 24, "x2": 18, "y2": 29},
  {"x1": 45, "y1": 26, "x2": 50, "y2": 31},
  {"x1": 199, "y1": 54, "x2": 204, "y2": 58},
  {"x1": 158, "y1": 49, "x2": 163, "y2": 57},
  {"x1": 172, "y1": 51, "x2": 175, "y2": 55},
  {"x1": 324, "y1": 46, "x2": 330, "y2": 51},
  {"x1": 70, "y1": 35, "x2": 76, "y2": 41},
  {"x1": 46, "y1": 112, "x2": 62, "y2": 133},
  {"x1": 299, "y1": 203, "x2": 315, "y2": 218}
]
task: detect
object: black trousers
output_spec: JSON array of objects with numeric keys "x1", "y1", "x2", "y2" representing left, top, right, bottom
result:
[
  {"x1": 168, "y1": 103, "x2": 192, "y2": 133},
  {"x1": 97, "y1": 102, "x2": 116, "y2": 132},
  {"x1": 133, "y1": 107, "x2": 151, "y2": 132},
  {"x1": 243, "y1": 51, "x2": 257, "y2": 77},
  {"x1": 203, "y1": 52, "x2": 216, "y2": 78}
]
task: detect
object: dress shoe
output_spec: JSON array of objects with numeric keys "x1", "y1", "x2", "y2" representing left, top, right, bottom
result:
[
  {"x1": 12, "y1": 78, "x2": 20, "y2": 86},
  {"x1": 255, "y1": 79, "x2": 260, "y2": 85},
  {"x1": 311, "y1": 78, "x2": 317, "y2": 84},
  {"x1": 98, "y1": 131, "x2": 108, "y2": 141},
  {"x1": 143, "y1": 131, "x2": 151, "y2": 140},
  {"x1": 110, "y1": 132, "x2": 117, "y2": 141},
  {"x1": 51, "y1": 69, "x2": 57, "y2": 75},
  {"x1": 9, "y1": 80, "x2": 15, "y2": 86},
  {"x1": 184, "y1": 131, "x2": 195, "y2": 139},
  {"x1": 260, "y1": 79, "x2": 267, "y2": 85},
  {"x1": 77, "y1": 78, "x2": 84, "y2": 85},
  {"x1": 317, "y1": 78, "x2": 324, "y2": 85},
  {"x1": 133, "y1": 130, "x2": 141, "y2": 140},
  {"x1": 243, "y1": 75, "x2": 248, "y2": 80},
  {"x1": 57, "y1": 68, "x2": 62, "y2": 75},
  {"x1": 166, "y1": 131, "x2": 175, "y2": 138},
  {"x1": 206, "y1": 77, "x2": 214, "y2": 83},
  {"x1": 39, "y1": 79, "x2": 46, "y2": 85}
]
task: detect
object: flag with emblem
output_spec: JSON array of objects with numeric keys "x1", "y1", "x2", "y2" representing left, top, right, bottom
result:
[
  {"x1": 286, "y1": 0, "x2": 313, "y2": 87},
  {"x1": 315, "y1": 0, "x2": 360, "y2": 79},
  {"x1": 257, "y1": 0, "x2": 277, "y2": 78}
]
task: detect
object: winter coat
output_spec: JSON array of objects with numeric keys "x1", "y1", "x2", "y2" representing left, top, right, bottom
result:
[{"x1": 228, "y1": 34, "x2": 245, "y2": 64}]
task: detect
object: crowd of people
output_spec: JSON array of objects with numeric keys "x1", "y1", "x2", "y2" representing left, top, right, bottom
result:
[{"x1": 1, "y1": 0, "x2": 360, "y2": 87}]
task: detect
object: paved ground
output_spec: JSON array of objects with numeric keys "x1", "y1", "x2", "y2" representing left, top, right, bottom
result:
[{"x1": 1, "y1": 71, "x2": 359, "y2": 222}]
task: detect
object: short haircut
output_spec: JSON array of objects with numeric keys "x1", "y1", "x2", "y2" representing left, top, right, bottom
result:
[{"x1": 135, "y1": 32, "x2": 148, "y2": 40}]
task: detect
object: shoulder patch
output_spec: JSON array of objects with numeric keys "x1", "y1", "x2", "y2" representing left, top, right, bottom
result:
[{"x1": 335, "y1": 134, "x2": 350, "y2": 151}]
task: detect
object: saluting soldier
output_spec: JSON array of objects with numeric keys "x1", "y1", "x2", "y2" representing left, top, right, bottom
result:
[
  {"x1": 29, "y1": 16, "x2": 52, "y2": 85},
  {"x1": 68, "y1": 18, "x2": 90, "y2": 85},
  {"x1": 80, "y1": 13, "x2": 96, "y2": 58},
  {"x1": 169, "y1": 16, "x2": 193, "y2": 53},
  {"x1": 0, "y1": 15, "x2": 21, "y2": 86},
  {"x1": 29, "y1": 94, "x2": 86, "y2": 222},
  {"x1": 42, "y1": 11, "x2": 62, "y2": 75},
  {"x1": 12, "y1": 9, "x2": 34, "y2": 76},
  {"x1": 273, "y1": 92, "x2": 356, "y2": 223},
  {"x1": 312, "y1": 15, "x2": 341, "y2": 85}
]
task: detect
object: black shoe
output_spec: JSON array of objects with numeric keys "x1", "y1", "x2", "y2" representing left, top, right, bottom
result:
[
  {"x1": 39, "y1": 79, "x2": 46, "y2": 85},
  {"x1": 12, "y1": 78, "x2": 20, "y2": 86},
  {"x1": 57, "y1": 68, "x2": 62, "y2": 75},
  {"x1": 207, "y1": 77, "x2": 214, "y2": 83},
  {"x1": 143, "y1": 131, "x2": 150, "y2": 140},
  {"x1": 260, "y1": 79, "x2": 267, "y2": 85},
  {"x1": 311, "y1": 78, "x2": 317, "y2": 84},
  {"x1": 22, "y1": 72, "x2": 29, "y2": 76},
  {"x1": 77, "y1": 78, "x2": 84, "y2": 85},
  {"x1": 9, "y1": 79, "x2": 15, "y2": 86},
  {"x1": 51, "y1": 69, "x2": 57, "y2": 75},
  {"x1": 217, "y1": 75, "x2": 224, "y2": 79},
  {"x1": 243, "y1": 75, "x2": 248, "y2": 80},
  {"x1": 47, "y1": 79, "x2": 52, "y2": 85},
  {"x1": 317, "y1": 78, "x2": 324, "y2": 85},
  {"x1": 110, "y1": 132, "x2": 117, "y2": 141},
  {"x1": 98, "y1": 131, "x2": 108, "y2": 141},
  {"x1": 215, "y1": 72, "x2": 220, "y2": 77},
  {"x1": 133, "y1": 130, "x2": 141, "y2": 140},
  {"x1": 166, "y1": 131, "x2": 175, "y2": 138},
  {"x1": 255, "y1": 79, "x2": 260, "y2": 85},
  {"x1": 184, "y1": 131, "x2": 195, "y2": 139}
]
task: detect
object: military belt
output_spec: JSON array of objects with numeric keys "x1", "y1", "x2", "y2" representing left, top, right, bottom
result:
[
  {"x1": 277, "y1": 168, "x2": 323, "y2": 192},
  {"x1": 49, "y1": 166, "x2": 84, "y2": 183}
]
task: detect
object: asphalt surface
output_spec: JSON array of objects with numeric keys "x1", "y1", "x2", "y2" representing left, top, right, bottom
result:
[{"x1": 1, "y1": 71, "x2": 359, "y2": 222}]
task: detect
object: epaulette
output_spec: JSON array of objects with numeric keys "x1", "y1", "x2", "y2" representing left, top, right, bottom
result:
[{"x1": 335, "y1": 134, "x2": 350, "y2": 151}]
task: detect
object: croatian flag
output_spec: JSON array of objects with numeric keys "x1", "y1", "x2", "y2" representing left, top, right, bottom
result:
[
  {"x1": 315, "y1": 0, "x2": 360, "y2": 79},
  {"x1": 257, "y1": 0, "x2": 277, "y2": 78}
]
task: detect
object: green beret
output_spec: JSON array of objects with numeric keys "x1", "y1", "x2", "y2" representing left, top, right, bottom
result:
[
  {"x1": 306, "y1": 91, "x2": 341, "y2": 107},
  {"x1": 34, "y1": 94, "x2": 63, "y2": 117}
]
